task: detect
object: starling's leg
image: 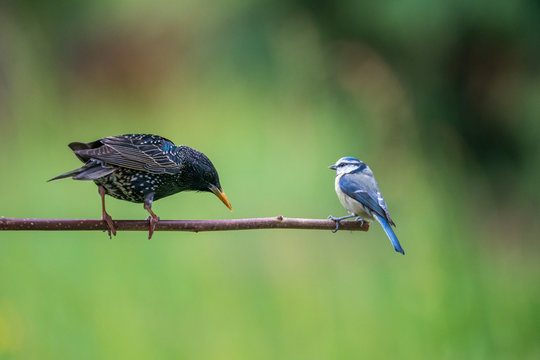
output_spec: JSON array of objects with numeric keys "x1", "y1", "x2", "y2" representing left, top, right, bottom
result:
[
  {"x1": 144, "y1": 192, "x2": 159, "y2": 240},
  {"x1": 327, "y1": 214, "x2": 356, "y2": 233},
  {"x1": 98, "y1": 186, "x2": 116, "y2": 238}
]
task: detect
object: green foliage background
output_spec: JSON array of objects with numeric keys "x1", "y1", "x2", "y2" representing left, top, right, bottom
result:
[{"x1": 0, "y1": 0, "x2": 539, "y2": 358}]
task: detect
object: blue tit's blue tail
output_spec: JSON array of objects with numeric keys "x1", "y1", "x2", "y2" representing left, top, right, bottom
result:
[{"x1": 373, "y1": 213, "x2": 405, "y2": 255}]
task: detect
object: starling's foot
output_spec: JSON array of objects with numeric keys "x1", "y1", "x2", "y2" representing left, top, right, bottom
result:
[
  {"x1": 146, "y1": 215, "x2": 160, "y2": 240},
  {"x1": 98, "y1": 186, "x2": 116, "y2": 238},
  {"x1": 102, "y1": 212, "x2": 117, "y2": 239}
]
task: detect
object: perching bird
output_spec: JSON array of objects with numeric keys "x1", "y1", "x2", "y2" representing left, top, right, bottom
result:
[
  {"x1": 49, "y1": 134, "x2": 232, "y2": 239},
  {"x1": 328, "y1": 157, "x2": 404, "y2": 255}
]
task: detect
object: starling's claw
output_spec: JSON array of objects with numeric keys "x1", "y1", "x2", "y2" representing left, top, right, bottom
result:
[
  {"x1": 146, "y1": 215, "x2": 160, "y2": 240},
  {"x1": 102, "y1": 211, "x2": 116, "y2": 238},
  {"x1": 143, "y1": 192, "x2": 160, "y2": 239},
  {"x1": 98, "y1": 185, "x2": 116, "y2": 238}
]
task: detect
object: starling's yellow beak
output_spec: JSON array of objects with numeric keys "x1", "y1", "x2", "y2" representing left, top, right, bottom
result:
[{"x1": 210, "y1": 185, "x2": 232, "y2": 211}]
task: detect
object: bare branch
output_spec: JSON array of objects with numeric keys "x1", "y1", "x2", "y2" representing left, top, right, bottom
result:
[{"x1": 0, "y1": 216, "x2": 369, "y2": 233}]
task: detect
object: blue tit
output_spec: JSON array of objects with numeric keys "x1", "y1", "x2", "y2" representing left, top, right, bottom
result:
[{"x1": 328, "y1": 157, "x2": 404, "y2": 255}]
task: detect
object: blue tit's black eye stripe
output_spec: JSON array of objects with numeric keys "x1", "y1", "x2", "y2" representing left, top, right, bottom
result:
[
  {"x1": 336, "y1": 157, "x2": 363, "y2": 167},
  {"x1": 337, "y1": 161, "x2": 364, "y2": 168}
]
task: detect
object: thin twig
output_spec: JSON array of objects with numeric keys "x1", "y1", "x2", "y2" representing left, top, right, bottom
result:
[{"x1": 0, "y1": 216, "x2": 369, "y2": 233}]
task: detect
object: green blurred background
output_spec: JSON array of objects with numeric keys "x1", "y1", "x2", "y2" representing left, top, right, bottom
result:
[{"x1": 0, "y1": 0, "x2": 539, "y2": 358}]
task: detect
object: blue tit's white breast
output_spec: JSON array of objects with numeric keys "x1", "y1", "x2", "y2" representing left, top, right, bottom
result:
[{"x1": 335, "y1": 173, "x2": 373, "y2": 220}]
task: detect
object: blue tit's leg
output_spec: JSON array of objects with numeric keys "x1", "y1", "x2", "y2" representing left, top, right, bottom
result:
[
  {"x1": 328, "y1": 214, "x2": 356, "y2": 221},
  {"x1": 327, "y1": 214, "x2": 356, "y2": 233},
  {"x1": 354, "y1": 217, "x2": 364, "y2": 227}
]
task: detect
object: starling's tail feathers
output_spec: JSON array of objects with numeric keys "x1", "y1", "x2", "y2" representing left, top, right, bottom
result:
[
  {"x1": 72, "y1": 165, "x2": 115, "y2": 180},
  {"x1": 48, "y1": 162, "x2": 114, "y2": 182},
  {"x1": 374, "y1": 213, "x2": 405, "y2": 255},
  {"x1": 68, "y1": 141, "x2": 102, "y2": 151},
  {"x1": 48, "y1": 168, "x2": 84, "y2": 182}
]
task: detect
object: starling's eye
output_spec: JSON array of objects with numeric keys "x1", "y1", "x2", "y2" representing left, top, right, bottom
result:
[{"x1": 202, "y1": 172, "x2": 218, "y2": 186}]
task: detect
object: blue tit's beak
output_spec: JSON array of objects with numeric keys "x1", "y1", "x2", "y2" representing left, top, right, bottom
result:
[{"x1": 328, "y1": 164, "x2": 337, "y2": 170}]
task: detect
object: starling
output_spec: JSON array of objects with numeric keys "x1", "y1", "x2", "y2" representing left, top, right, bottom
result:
[{"x1": 49, "y1": 134, "x2": 232, "y2": 239}]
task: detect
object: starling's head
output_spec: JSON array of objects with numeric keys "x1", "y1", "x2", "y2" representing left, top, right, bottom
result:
[{"x1": 185, "y1": 147, "x2": 232, "y2": 211}]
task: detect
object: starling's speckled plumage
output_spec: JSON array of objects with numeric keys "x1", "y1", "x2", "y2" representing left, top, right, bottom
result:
[{"x1": 49, "y1": 134, "x2": 232, "y2": 238}]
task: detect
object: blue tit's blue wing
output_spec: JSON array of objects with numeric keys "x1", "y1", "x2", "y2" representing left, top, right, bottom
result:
[
  {"x1": 375, "y1": 194, "x2": 395, "y2": 226},
  {"x1": 339, "y1": 173, "x2": 395, "y2": 226}
]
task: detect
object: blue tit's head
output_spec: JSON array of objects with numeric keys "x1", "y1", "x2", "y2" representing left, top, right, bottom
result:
[{"x1": 329, "y1": 157, "x2": 368, "y2": 175}]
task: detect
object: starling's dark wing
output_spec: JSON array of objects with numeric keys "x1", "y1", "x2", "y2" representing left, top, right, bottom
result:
[
  {"x1": 339, "y1": 173, "x2": 395, "y2": 226},
  {"x1": 73, "y1": 134, "x2": 182, "y2": 174}
]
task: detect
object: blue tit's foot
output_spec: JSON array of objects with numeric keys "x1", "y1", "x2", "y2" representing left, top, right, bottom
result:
[
  {"x1": 327, "y1": 215, "x2": 340, "y2": 233},
  {"x1": 332, "y1": 220, "x2": 340, "y2": 233},
  {"x1": 328, "y1": 215, "x2": 355, "y2": 233},
  {"x1": 354, "y1": 217, "x2": 364, "y2": 227}
]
